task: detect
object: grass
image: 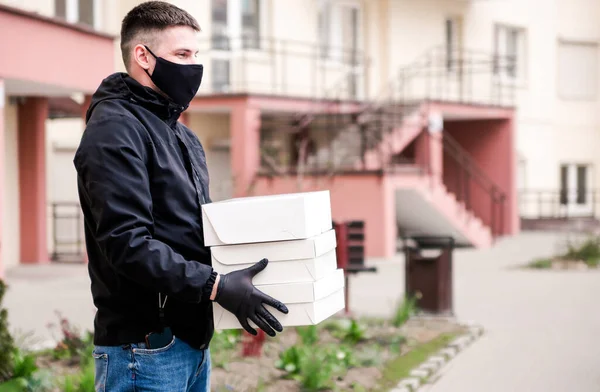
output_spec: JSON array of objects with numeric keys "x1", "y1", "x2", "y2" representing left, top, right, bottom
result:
[
  {"x1": 373, "y1": 332, "x2": 461, "y2": 392},
  {"x1": 526, "y1": 236, "x2": 600, "y2": 270},
  {"x1": 0, "y1": 379, "x2": 26, "y2": 392},
  {"x1": 528, "y1": 258, "x2": 553, "y2": 269}
]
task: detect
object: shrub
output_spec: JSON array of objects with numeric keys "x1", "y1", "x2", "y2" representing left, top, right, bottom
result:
[
  {"x1": 565, "y1": 237, "x2": 600, "y2": 262},
  {"x1": 392, "y1": 294, "x2": 419, "y2": 328},
  {"x1": 61, "y1": 361, "x2": 95, "y2": 392},
  {"x1": 48, "y1": 312, "x2": 90, "y2": 362},
  {"x1": 326, "y1": 319, "x2": 367, "y2": 344},
  {"x1": 528, "y1": 258, "x2": 553, "y2": 269},
  {"x1": 296, "y1": 325, "x2": 319, "y2": 346},
  {"x1": 0, "y1": 279, "x2": 15, "y2": 382}
]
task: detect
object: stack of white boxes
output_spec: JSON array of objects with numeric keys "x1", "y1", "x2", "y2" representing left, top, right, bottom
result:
[{"x1": 201, "y1": 190, "x2": 346, "y2": 330}]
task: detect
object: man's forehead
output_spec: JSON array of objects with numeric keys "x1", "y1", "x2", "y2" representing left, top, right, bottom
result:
[{"x1": 158, "y1": 26, "x2": 200, "y2": 50}]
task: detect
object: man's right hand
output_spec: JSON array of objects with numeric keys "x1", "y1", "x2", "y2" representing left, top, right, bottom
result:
[{"x1": 212, "y1": 258, "x2": 289, "y2": 337}]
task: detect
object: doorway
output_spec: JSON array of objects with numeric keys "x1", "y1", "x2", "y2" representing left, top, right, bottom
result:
[{"x1": 559, "y1": 163, "x2": 594, "y2": 217}]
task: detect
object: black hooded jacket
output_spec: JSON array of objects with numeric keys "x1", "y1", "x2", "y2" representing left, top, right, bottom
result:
[{"x1": 74, "y1": 72, "x2": 218, "y2": 349}]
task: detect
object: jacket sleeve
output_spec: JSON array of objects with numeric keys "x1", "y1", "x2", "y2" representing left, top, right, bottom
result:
[{"x1": 74, "y1": 115, "x2": 217, "y2": 303}]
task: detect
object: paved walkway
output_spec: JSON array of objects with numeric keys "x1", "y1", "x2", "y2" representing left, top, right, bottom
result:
[{"x1": 3, "y1": 231, "x2": 600, "y2": 390}]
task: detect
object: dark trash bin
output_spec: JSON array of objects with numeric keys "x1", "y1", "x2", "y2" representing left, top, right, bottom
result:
[{"x1": 404, "y1": 236, "x2": 454, "y2": 315}]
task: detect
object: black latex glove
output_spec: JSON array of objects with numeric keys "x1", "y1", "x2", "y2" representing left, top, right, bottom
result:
[{"x1": 214, "y1": 258, "x2": 289, "y2": 336}]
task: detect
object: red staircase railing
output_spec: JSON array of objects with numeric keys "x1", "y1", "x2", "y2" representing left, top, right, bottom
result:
[{"x1": 440, "y1": 131, "x2": 506, "y2": 237}]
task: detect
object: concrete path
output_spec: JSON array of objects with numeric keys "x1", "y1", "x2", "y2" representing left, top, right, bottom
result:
[
  {"x1": 3, "y1": 231, "x2": 600, "y2": 391},
  {"x1": 391, "y1": 231, "x2": 599, "y2": 392}
]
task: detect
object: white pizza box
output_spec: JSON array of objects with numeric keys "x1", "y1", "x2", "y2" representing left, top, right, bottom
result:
[
  {"x1": 210, "y1": 229, "x2": 338, "y2": 285},
  {"x1": 201, "y1": 191, "x2": 332, "y2": 247},
  {"x1": 213, "y1": 269, "x2": 346, "y2": 330}
]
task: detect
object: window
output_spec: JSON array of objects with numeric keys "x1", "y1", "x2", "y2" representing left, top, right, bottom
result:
[
  {"x1": 211, "y1": 0, "x2": 230, "y2": 50},
  {"x1": 560, "y1": 164, "x2": 568, "y2": 205},
  {"x1": 494, "y1": 25, "x2": 526, "y2": 81},
  {"x1": 211, "y1": 0, "x2": 261, "y2": 50},
  {"x1": 445, "y1": 17, "x2": 463, "y2": 72},
  {"x1": 211, "y1": 59, "x2": 231, "y2": 92},
  {"x1": 340, "y1": 5, "x2": 359, "y2": 64},
  {"x1": 241, "y1": 0, "x2": 260, "y2": 49},
  {"x1": 577, "y1": 165, "x2": 588, "y2": 204},
  {"x1": 318, "y1": 2, "x2": 331, "y2": 59},
  {"x1": 560, "y1": 163, "x2": 591, "y2": 206},
  {"x1": 317, "y1": 1, "x2": 361, "y2": 64},
  {"x1": 54, "y1": 0, "x2": 98, "y2": 28},
  {"x1": 557, "y1": 41, "x2": 598, "y2": 101}
]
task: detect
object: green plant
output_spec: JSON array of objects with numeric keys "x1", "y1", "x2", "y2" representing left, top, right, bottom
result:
[
  {"x1": 209, "y1": 329, "x2": 242, "y2": 369},
  {"x1": 565, "y1": 237, "x2": 600, "y2": 260},
  {"x1": 528, "y1": 258, "x2": 553, "y2": 269},
  {"x1": 48, "y1": 312, "x2": 89, "y2": 362},
  {"x1": 0, "y1": 280, "x2": 15, "y2": 382},
  {"x1": 10, "y1": 350, "x2": 37, "y2": 381},
  {"x1": 276, "y1": 343, "x2": 358, "y2": 391},
  {"x1": 298, "y1": 350, "x2": 334, "y2": 392},
  {"x1": 60, "y1": 361, "x2": 95, "y2": 392},
  {"x1": 276, "y1": 345, "x2": 308, "y2": 377},
  {"x1": 296, "y1": 325, "x2": 319, "y2": 346},
  {"x1": 585, "y1": 257, "x2": 600, "y2": 268},
  {"x1": 1, "y1": 348, "x2": 54, "y2": 392},
  {"x1": 23, "y1": 370, "x2": 54, "y2": 392},
  {"x1": 341, "y1": 319, "x2": 366, "y2": 344},
  {"x1": 392, "y1": 294, "x2": 419, "y2": 328}
]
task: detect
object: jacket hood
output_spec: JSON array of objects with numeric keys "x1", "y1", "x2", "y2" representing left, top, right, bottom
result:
[{"x1": 85, "y1": 72, "x2": 187, "y2": 125}]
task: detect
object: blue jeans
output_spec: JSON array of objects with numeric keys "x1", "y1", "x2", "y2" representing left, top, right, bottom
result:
[{"x1": 92, "y1": 337, "x2": 211, "y2": 391}]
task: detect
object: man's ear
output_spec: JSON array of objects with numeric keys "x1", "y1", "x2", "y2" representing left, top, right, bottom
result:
[{"x1": 133, "y1": 44, "x2": 153, "y2": 72}]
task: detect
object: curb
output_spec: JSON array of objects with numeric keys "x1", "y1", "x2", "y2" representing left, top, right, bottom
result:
[{"x1": 389, "y1": 324, "x2": 484, "y2": 392}]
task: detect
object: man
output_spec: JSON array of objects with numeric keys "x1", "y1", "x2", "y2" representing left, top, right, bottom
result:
[{"x1": 73, "y1": 2, "x2": 288, "y2": 391}]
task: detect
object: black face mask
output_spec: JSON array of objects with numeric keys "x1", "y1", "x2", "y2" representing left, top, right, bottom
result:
[{"x1": 144, "y1": 45, "x2": 204, "y2": 107}]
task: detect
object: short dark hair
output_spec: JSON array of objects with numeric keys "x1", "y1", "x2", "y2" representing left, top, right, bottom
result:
[{"x1": 120, "y1": 1, "x2": 201, "y2": 71}]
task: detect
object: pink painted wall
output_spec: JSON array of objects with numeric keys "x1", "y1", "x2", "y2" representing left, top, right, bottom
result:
[
  {"x1": 0, "y1": 80, "x2": 4, "y2": 277},
  {"x1": 0, "y1": 6, "x2": 114, "y2": 93},
  {"x1": 253, "y1": 175, "x2": 396, "y2": 258},
  {"x1": 18, "y1": 98, "x2": 49, "y2": 264},
  {"x1": 443, "y1": 119, "x2": 519, "y2": 235}
]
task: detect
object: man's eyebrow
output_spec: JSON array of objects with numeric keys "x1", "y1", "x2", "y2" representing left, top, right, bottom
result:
[{"x1": 172, "y1": 48, "x2": 199, "y2": 53}]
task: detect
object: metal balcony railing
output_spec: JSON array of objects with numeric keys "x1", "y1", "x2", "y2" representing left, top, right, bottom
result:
[{"x1": 197, "y1": 35, "x2": 369, "y2": 101}]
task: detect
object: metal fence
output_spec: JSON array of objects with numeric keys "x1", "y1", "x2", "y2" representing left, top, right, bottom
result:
[
  {"x1": 49, "y1": 202, "x2": 86, "y2": 262},
  {"x1": 519, "y1": 190, "x2": 600, "y2": 219}
]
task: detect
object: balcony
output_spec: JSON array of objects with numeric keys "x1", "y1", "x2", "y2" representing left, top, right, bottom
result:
[{"x1": 197, "y1": 35, "x2": 369, "y2": 102}]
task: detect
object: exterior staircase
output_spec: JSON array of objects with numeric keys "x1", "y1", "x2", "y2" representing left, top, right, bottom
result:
[{"x1": 258, "y1": 45, "x2": 515, "y2": 249}]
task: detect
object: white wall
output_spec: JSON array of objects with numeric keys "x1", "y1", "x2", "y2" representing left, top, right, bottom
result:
[
  {"x1": 2, "y1": 100, "x2": 20, "y2": 272},
  {"x1": 188, "y1": 112, "x2": 232, "y2": 201},
  {"x1": 45, "y1": 118, "x2": 85, "y2": 255},
  {"x1": 462, "y1": 0, "x2": 600, "y2": 194},
  {"x1": 0, "y1": 0, "x2": 54, "y2": 17}
]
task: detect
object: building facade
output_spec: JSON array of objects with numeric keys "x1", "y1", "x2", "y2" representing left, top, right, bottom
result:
[{"x1": 1, "y1": 0, "x2": 598, "y2": 273}]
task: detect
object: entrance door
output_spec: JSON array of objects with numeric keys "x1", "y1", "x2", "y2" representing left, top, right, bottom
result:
[{"x1": 560, "y1": 163, "x2": 594, "y2": 217}]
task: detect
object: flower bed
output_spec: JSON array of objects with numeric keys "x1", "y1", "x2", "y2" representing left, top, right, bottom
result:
[
  {"x1": 0, "y1": 293, "x2": 466, "y2": 392},
  {"x1": 210, "y1": 316, "x2": 465, "y2": 392}
]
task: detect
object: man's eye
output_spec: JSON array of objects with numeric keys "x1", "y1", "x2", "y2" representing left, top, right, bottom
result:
[{"x1": 178, "y1": 53, "x2": 187, "y2": 58}]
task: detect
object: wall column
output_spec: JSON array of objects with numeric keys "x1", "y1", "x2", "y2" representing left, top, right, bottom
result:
[
  {"x1": 0, "y1": 81, "x2": 5, "y2": 277},
  {"x1": 18, "y1": 97, "x2": 49, "y2": 264},
  {"x1": 230, "y1": 101, "x2": 260, "y2": 197},
  {"x1": 415, "y1": 129, "x2": 444, "y2": 183}
]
